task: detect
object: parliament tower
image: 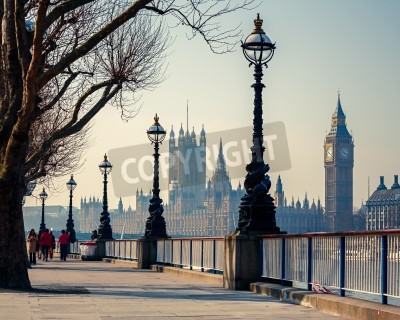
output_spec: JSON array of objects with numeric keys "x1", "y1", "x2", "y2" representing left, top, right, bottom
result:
[{"x1": 324, "y1": 93, "x2": 354, "y2": 231}]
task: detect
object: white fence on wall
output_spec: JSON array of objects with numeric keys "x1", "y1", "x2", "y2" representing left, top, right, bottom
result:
[
  {"x1": 104, "y1": 239, "x2": 138, "y2": 260},
  {"x1": 156, "y1": 237, "x2": 224, "y2": 273}
]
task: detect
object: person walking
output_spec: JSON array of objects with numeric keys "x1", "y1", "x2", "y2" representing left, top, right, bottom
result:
[
  {"x1": 37, "y1": 230, "x2": 43, "y2": 259},
  {"x1": 26, "y1": 229, "x2": 37, "y2": 265},
  {"x1": 58, "y1": 230, "x2": 69, "y2": 261},
  {"x1": 49, "y1": 230, "x2": 56, "y2": 259},
  {"x1": 39, "y1": 229, "x2": 53, "y2": 261}
]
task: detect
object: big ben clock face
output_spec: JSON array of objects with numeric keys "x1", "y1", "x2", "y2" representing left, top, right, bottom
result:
[
  {"x1": 325, "y1": 144, "x2": 334, "y2": 162},
  {"x1": 340, "y1": 147, "x2": 350, "y2": 159}
]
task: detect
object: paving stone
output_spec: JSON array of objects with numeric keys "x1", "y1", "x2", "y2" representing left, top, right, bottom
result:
[{"x1": 0, "y1": 259, "x2": 345, "y2": 319}]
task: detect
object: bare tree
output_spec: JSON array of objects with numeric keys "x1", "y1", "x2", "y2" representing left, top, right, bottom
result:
[{"x1": 0, "y1": 0, "x2": 256, "y2": 289}]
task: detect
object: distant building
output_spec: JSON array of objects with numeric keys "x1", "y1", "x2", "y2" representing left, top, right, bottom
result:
[
  {"x1": 365, "y1": 175, "x2": 400, "y2": 230},
  {"x1": 23, "y1": 205, "x2": 79, "y2": 231},
  {"x1": 81, "y1": 123, "x2": 242, "y2": 236},
  {"x1": 324, "y1": 94, "x2": 354, "y2": 231},
  {"x1": 274, "y1": 176, "x2": 326, "y2": 233},
  {"x1": 79, "y1": 196, "x2": 102, "y2": 232}
]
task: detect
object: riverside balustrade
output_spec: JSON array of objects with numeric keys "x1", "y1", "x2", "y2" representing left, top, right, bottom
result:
[
  {"x1": 104, "y1": 239, "x2": 138, "y2": 260},
  {"x1": 55, "y1": 240, "x2": 81, "y2": 254},
  {"x1": 59, "y1": 232, "x2": 399, "y2": 306},
  {"x1": 260, "y1": 230, "x2": 400, "y2": 305},
  {"x1": 69, "y1": 241, "x2": 81, "y2": 254},
  {"x1": 156, "y1": 237, "x2": 224, "y2": 274}
]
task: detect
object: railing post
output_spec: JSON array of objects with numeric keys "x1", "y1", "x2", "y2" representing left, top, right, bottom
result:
[
  {"x1": 281, "y1": 238, "x2": 286, "y2": 285},
  {"x1": 180, "y1": 240, "x2": 183, "y2": 268},
  {"x1": 259, "y1": 238, "x2": 263, "y2": 281},
  {"x1": 307, "y1": 237, "x2": 312, "y2": 291},
  {"x1": 154, "y1": 239, "x2": 157, "y2": 263},
  {"x1": 163, "y1": 239, "x2": 166, "y2": 264},
  {"x1": 190, "y1": 240, "x2": 193, "y2": 270},
  {"x1": 213, "y1": 239, "x2": 216, "y2": 274},
  {"x1": 201, "y1": 240, "x2": 204, "y2": 272},
  {"x1": 171, "y1": 240, "x2": 174, "y2": 266},
  {"x1": 340, "y1": 236, "x2": 346, "y2": 297},
  {"x1": 381, "y1": 235, "x2": 388, "y2": 304},
  {"x1": 130, "y1": 240, "x2": 132, "y2": 261}
]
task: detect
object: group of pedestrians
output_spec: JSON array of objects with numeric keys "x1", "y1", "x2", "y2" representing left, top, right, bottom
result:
[{"x1": 26, "y1": 228, "x2": 71, "y2": 265}]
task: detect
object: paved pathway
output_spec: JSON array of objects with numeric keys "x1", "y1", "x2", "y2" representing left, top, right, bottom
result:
[{"x1": 0, "y1": 258, "x2": 342, "y2": 319}]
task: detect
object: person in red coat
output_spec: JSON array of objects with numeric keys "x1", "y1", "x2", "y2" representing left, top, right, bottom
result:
[
  {"x1": 58, "y1": 230, "x2": 69, "y2": 261},
  {"x1": 39, "y1": 229, "x2": 53, "y2": 261}
]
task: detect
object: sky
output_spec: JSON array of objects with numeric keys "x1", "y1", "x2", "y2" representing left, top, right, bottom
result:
[{"x1": 25, "y1": 0, "x2": 400, "y2": 213}]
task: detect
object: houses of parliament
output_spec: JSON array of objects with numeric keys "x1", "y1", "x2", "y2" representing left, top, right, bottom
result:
[{"x1": 80, "y1": 96, "x2": 356, "y2": 236}]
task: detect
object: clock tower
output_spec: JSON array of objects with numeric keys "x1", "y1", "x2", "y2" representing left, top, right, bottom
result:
[{"x1": 324, "y1": 93, "x2": 354, "y2": 231}]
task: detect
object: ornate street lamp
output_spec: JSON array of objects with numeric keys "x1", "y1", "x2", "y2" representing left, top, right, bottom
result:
[
  {"x1": 66, "y1": 175, "x2": 77, "y2": 243},
  {"x1": 236, "y1": 14, "x2": 280, "y2": 234},
  {"x1": 39, "y1": 188, "x2": 48, "y2": 233},
  {"x1": 144, "y1": 114, "x2": 168, "y2": 238},
  {"x1": 98, "y1": 154, "x2": 113, "y2": 240}
]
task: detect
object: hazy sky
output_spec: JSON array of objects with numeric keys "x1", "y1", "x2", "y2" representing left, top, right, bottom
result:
[{"x1": 25, "y1": 0, "x2": 400, "y2": 213}]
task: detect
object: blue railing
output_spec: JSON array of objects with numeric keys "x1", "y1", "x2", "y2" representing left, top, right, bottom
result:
[
  {"x1": 260, "y1": 230, "x2": 400, "y2": 305},
  {"x1": 156, "y1": 237, "x2": 224, "y2": 274}
]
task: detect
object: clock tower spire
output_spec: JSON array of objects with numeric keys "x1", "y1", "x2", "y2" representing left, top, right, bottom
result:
[{"x1": 324, "y1": 93, "x2": 354, "y2": 231}]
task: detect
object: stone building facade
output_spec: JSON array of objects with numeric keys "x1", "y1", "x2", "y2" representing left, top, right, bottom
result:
[
  {"x1": 79, "y1": 196, "x2": 102, "y2": 233},
  {"x1": 274, "y1": 176, "x2": 326, "y2": 233},
  {"x1": 365, "y1": 175, "x2": 400, "y2": 230}
]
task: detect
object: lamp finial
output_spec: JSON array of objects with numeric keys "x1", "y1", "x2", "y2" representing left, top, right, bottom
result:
[
  {"x1": 253, "y1": 13, "x2": 264, "y2": 33},
  {"x1": 153, "y1": 113, "x2": 160, "y2": 125}
]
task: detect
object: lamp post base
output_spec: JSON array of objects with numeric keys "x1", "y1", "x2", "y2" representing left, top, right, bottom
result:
[
  {"x1": 237, "y1": 192, "x2": 281, "y2": 234},
  {"x1": 144, "y1": 215, "x2": 167, "y2": 238},
  {"x1": 98, "y1": 213, "x2": 113, "y2": 240},
  {"x1": 144, "y1": 197, "x2": 168, "y2": 238}
]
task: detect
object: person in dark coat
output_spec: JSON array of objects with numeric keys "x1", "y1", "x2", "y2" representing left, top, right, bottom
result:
[
  {"x1": 49, "y1": 230, "x2": 56, "y2": 259},
  {"x1": 58, "y1": 230, "x2": 69, "y2": 261},
  {"x1": 91, "y1": 230, "x2": 98, "y2": 241}
]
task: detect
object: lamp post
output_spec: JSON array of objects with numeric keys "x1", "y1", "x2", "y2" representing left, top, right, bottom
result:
[
  {"x1": 98, "y1": 154, "x2": 113, "y2": 240},
  {"x1": 39, "y1": 188, "x2": 48, "y2": 233},
  {"x1": 66, "y1": 175, "x2": 77, "y2": 243},
  {"x1": 144, "y1": 114, "x2": 167, "y2": 238},
  {"x1": 236, "y1": 14, "x2": 280, "y2": 234}
]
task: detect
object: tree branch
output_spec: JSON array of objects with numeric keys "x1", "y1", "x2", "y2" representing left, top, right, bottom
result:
[
  {"x1": 38, "y1": 0, "x2": 152, "y2": 88},
  {"x1": 36, "y1": 72, "x2": 79, "y2": 117},
  {"x1": 25, "y1": 83, "x2": 121, "y2": 170},
  {"x1": 45, "y1": 0, "x2": 94, "y2": 30}
]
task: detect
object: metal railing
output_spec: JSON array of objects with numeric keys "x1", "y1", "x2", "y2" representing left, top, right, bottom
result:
[
  {"x1": 260, "y1": 230, "x2": 400, "y2": 304},
  {"x1": 69, "y1": 241, "x2": 81, "y2": 254},
  {"x1": 104, "y1": 239, "x2": 138, "y2": 260},
  {"x1": 55, "y1": 241, "x2": 81, "y2": 254},
  {"x1": 156, "y1": 237, "x2": 224, "y2": 273}
]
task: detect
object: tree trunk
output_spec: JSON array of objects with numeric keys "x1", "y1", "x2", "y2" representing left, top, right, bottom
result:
[{"x1": 0, "y1": 175, "x2": 31, "y2": 289}]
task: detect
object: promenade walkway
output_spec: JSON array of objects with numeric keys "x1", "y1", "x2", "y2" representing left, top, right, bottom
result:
[{"x1": 0, "y1": 258, "x2": 342, "y2": 319}]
